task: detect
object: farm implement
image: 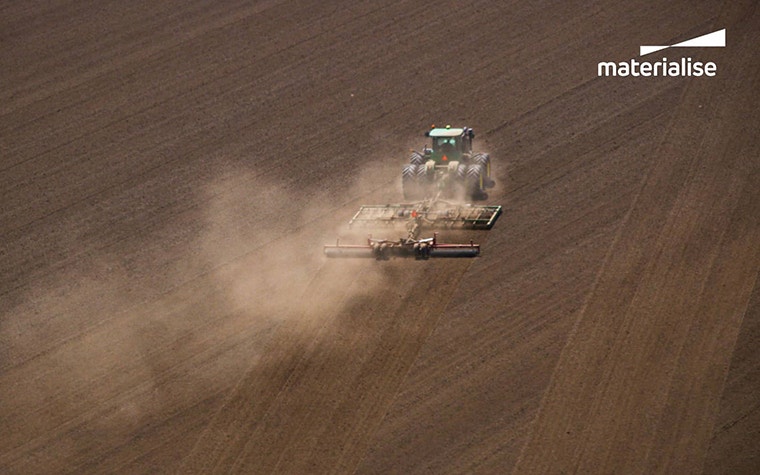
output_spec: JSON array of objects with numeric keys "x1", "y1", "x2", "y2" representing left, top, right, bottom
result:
[
  {"x1": 324, "y1": 125, "x2": 502, "y2": 259},
  {"x1": 324, "y1": 199, "x2": 502, "y2": 259}
]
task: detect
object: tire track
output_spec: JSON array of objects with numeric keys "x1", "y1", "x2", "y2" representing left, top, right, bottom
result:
[{"x1": 3, "y1": 0, "x2": 758, "y2": 472}]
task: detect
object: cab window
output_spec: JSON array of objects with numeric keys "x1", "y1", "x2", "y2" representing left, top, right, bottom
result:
[{"x1": 434, "y1": 137, "x2": 457, "y2": 152}]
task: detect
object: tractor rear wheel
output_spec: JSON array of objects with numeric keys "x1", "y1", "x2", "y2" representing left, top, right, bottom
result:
[
  {"x1": 472, "y1": 153, "x2": 495, "y2": 188},
  {"x1": 409, "y1": 151, "x2": 424, "y2": 165},
  {"x1": 466, "y1": 164, "x2": 487, "y2": 201},
  {"x1": 416, "y1": 163, "x2": 432, "y2": 199},
  {"x1": 402, "y1": 164, "x2": 421, "y2": 200},
  {"x1": 451, "y1": 163, "x2": 468, "y2": 200}
]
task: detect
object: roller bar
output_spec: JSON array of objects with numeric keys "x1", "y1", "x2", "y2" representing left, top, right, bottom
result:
[{"x1": 324, "y1": 235, "x2": 480, "y2": 259}]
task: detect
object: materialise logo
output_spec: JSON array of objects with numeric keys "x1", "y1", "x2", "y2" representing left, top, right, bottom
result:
[{"x1": 598, "y1": 28, "x2": 725, "y2": 77}]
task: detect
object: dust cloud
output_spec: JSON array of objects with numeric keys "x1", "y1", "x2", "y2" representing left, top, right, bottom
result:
[
  {"x1": 0, "y1": 153, "x2": 401, "y2": 471},
  {"x1": 198, "y1": 163, "x2": 393, "y2": 327}
]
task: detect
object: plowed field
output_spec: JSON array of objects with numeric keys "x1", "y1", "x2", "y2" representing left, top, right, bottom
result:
[{"x1": 2, "y1": 1, "x2": 758, "y2": 473}]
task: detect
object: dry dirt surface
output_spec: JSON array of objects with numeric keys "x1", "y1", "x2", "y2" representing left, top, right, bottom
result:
[{"x1": 1, "y1": 1, "x2": 758, "y2": 473}]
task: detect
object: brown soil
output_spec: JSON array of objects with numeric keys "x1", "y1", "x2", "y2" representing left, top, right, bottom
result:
[{"x1": 1, "y1": 1, "x2": 758, "y2": 473}]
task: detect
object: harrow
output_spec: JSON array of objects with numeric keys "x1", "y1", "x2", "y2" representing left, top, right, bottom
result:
[{"x1": 324, "y1": 199, "x2": 502, "y2": 259}]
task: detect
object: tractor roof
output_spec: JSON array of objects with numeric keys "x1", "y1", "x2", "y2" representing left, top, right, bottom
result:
[{"x1": 428, "y1": 127, "x2": 465, "y2": 138}]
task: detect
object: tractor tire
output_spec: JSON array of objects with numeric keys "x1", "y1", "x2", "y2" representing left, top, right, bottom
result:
[
  {"x1": 466, "y1": 164, "x2": 487, "y2": 201},
  {"x1": 473, "y1": 153, "x2": 495, "y2": 188},
  {"x1": 403, "y1": 164, "x2": 424, "y2": 201},
  {"x1": 452, "y1": 162, "x2": 466, "y2": 181},
  {"x1": 451, "y1": 163, "x2": 468, "y2": 200},
  {"x1": 409, "y1": 151, "x2": 424, "y2": 165},
  {"x1": 416, "y1": 163, "x2": 432, "y2": 198}
]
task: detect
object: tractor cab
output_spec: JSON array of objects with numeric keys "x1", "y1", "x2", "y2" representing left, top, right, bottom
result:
[
  {"x1": 424, "y1": 125, "x2": 475, "y2": 164},
  {"x1": 404, "y1": 124, "x2": 491, "y2": 201}
]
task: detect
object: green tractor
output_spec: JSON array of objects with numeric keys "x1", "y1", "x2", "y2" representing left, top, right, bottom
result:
[{"x1": 402, "y1": 125, "x2": 494, "y2": 201}]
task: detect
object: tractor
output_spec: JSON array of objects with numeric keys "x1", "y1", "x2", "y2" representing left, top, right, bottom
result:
[
  {"x1": 403, "y1": 125, "x2": 494, "y2": 201},
  {"x1": 324, "y1": 124, "x2": 502, "y2": 259}
]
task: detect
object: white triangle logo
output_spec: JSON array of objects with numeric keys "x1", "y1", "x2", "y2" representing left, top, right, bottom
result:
[
  {"x1": 639, "y1": 45, "x2": 670, "y2": 56},
  {"x1": 640, "y1": 28, "x2": 725, "y2": 56}
]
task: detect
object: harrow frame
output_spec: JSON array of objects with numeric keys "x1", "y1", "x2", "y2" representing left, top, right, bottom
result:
[{"x1": 324, "y1": 199, "x2": 502, "y2": 259}]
